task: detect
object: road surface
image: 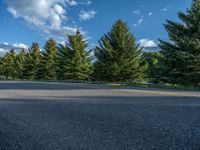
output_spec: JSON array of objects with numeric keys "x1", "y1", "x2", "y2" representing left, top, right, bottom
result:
[{"x1": 0, "y1": 81, "x2": 200, "y2": 150}]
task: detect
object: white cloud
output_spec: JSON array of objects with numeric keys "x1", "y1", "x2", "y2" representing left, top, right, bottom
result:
[
  {"x1": 54, "y1": 4, "x2": 65, "y2": 15},
  {"x1": 161, "y1": 6, "x2": 171, "y2": 12},
  {"x1": 132, "y1": 23, "x2": 137, "y2": 27},
  {"x1": 65, "y1": 0, "x2": 78, "y2": 6},
  {"x1": 138, "y1": 17, "x2": 143, "y2": 24},
  {"x1": 4, "y1": 0, "x2": 93, "y2": 41},
  {"x1": 133, "y1": 16, "x2": 143, "y2": 27},
  {"x1": 0, "y1": 42, "x2": 29, "y2": 55},
  {"x1": 133, "y1": 10, "x2": 140, "y2": 15},
  {"x1": 78, "y1": 0, "x2": 92, "y2": 6},
  {"x1": 86, "y1": 1, "x2": 92, "y2": 5},
  {"x1": 132, "y1": 9, "x2": 144, "y2": 27},
  {"x1": 79, "y1": 10, "x2": 97, "y2": 21},
  {"x1": 13, "y1": 43, "x2": 28, "y2": 49},
  {"x1": 7, "y1": 7, "x2": 18, "y2": 17},
  {"x1": 0, "y1": 48, "x2": 6, "y2": 52},
  {"x1": 139, "y1": 39, "x2": 157, "y2": 48},
  {"x1": 148, "y1": 12, "x2": 153, "y2": 16},
  {"x1": 161, "y1": 8, "x2": 168, "y2": 12},
  {"x1": 3, "y1": 42, "x2": 9, "y2": 45}
]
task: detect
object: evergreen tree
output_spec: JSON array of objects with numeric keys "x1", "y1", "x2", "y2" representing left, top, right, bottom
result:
[
  {"x1": 0, "y1": 57, "x2": 4, "y2": 79},
  {"x1": 15, "y1": 49, "x2": 27, "y2": 79},
  {"x1": 159, "y1": 0, "x2": 200, "y2": 86},
  {"x1": 1, "y1": 49, "x2": 17, "y2": 79},
  {"x1": 37, "y1": 39, "x2": 58, "y2": 80},
  {"x1": 94, "y1": 20, "x2": 147, "y2": 82},
  {"x1": 0, "y1": 55, "x2": 8, "y2": 79},
  {"x1": 57, "y1": 43, "x2": 69, "y2": 80},
  {"x1": 23, "y1": 43, "x2": 40, "y2": 80},
  {"x1": 58, "y1": 30, "x2": 93, "y2": 80},
  {"x1": 144, "y1": 52, "x2": 163, "y2": 83}
]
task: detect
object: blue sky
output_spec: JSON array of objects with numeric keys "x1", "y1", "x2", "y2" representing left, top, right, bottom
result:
[{"x1": 0, "y1": 0, "x2": 192, "y2": 53}]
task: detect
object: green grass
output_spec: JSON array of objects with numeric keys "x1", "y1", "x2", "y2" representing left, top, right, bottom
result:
[{"x1": 108, "y1": 82, "x2": 200, "y2": 91}]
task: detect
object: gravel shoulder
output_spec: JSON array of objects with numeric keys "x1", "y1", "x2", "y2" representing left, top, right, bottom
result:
[{"x1": 0, "y1": 81, "x2": 199, "y2": 99}]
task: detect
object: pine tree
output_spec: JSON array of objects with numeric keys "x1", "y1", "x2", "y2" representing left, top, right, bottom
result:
[
  {"x1": 57, "y1": 43, "x2": 69, "y2": 80},
  {"x1": 15, "y1": 49, "x2": 27, "y2": 79},
  {"x1": 94, "y1": 20, "x2": 147, "y2": 82},
  {"x1": 37, "y1": 39, "x2": 58, "y2": 80},
  {"x1": 23, "y1": 43, "x2": 40, "y2": 80},
  {"x1": 159, "y1": 0, "x2": 200, "y2": 86},
  {"x1": 1, "y1": 49, "x2": 17, "y2": 79},
  {"x1": 58, "y1": 30, "x2": 93, "y2": 80},
  {"x1": 144, "y1": 52, "x2": 163, "y2": 83},
  {"x1": 0, "y1": 57, "x2": 4, "y2": 79}
]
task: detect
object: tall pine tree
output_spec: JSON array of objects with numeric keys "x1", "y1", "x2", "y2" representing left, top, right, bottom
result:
[
  {"x1": 37, "y1": 39, "x2": 58, "y2": 80},
  {"x1": 57, "y1": 43, "x2": 69, "y2": 80},
  {"x1": 0, "y1": 49, "x2": 17, "y2": 79},
  {"x1": 0, "y1": 57, "x2": 4, "y2": 79},
  {"x1": 94, "y1": 20, "x2": 147, "y2": 82},
  {"x1": 15, "y1": 49, "x2": 27, "y2": 79},
  {"x1": 58, "y1": 30, "x2": 93, "y2": 80},
  {"x1": 159, "y1": 0, "x2": 200, "y2": 86},
  {"x1": 23, "y1": 43, "x2": 40, "y2": 80}
]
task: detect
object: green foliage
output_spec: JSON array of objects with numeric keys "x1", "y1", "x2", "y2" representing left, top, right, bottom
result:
[
  {"x1": 144, "y1": 52, "x2": 163, "y2": 83},
  {"x1": 94, "y1": 20, "x2": 147, "y2": 82},
  {"x1": 159, "y1": 0, "x2": 200, "y2": 86},
  {"x1": 37, "y1": 39, "x2": 58, "y2": 80},
  {"x1": 58, "y1": 30, "x2": 93, "y2": 80},
  {"x1": 0, "y1": 49, "x2": 17, "y2": 79},
  {"x1": 1, "y1": 9, "x2": 199, "y2": 88},
  {"x1": 23, "y1": 43, "x2": 41, "y2": 80},
  {"x1": 57, "y1": 43, "x2": 69, "y2": 80},
  {"x1": 15, "y1": 49, "x2": 27, "y2": 79}
]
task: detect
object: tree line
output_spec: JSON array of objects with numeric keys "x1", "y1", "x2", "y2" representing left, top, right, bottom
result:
[{"x1": 1, "y1": 0, "x2": 200, "y2": 87}]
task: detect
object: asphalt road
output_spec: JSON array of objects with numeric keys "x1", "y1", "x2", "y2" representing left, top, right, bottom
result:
[{"x1": 0, "y1": 81, "x2": 200, "y2": 150}]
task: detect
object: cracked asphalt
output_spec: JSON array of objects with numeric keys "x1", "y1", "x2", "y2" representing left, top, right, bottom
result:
[{"x1": 0, "y1": 81, "x2": 200, "y2": 150}]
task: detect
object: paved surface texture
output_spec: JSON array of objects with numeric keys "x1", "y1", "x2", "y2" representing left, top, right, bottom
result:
[{"x1": 0, "y1": 81, "x2": 200, "y2": 150}]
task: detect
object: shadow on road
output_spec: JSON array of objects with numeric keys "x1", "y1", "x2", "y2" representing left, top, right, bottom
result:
[{"x1": 0, "y1": 82, "x2": 113, "y2": 90}]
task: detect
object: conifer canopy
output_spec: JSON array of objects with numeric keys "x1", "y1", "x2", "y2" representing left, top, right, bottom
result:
[
  {"x1": 159, "y1": 0, "x2": 200, "y2": 86},
  {"x1": 94, "y1": 20, "x2": 147, "y2": 82}
]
